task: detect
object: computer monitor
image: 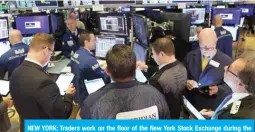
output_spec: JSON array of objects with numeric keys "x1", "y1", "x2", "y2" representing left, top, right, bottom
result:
[
  {"x1": 0, "y1": 17, "x2": 8, "y2": 40},
  {"x1": 99, "y1": 0, "x2": 135, "y2": 4},
  {"x1": 132, "y1": 14, "x2": 148, "y2": 48},
  {"x1": 35, "y1": 0, "x2": 58, "y2": 7},
  {"x1": 237, "y1": 5, "x2": 254, "y2": 16},
  {"x1": 95, "y1": 36, "x2": 125, "y2": 58},
  {"x1": 212, "y1": 8, "x2": 241, "y2": 25},
  {"x1": 16, "y1": 0, "x2": 36, "y2": 8},
  {"x1": 151, "y1": 11, "x2": 191, "y2": 43},
  {"x1": 0, "y1": 40, "x2": 10, "y2": 57},
  {"x1": 97, "y1": 13, "x2": 129, "y2": 36},
  {"x1": 14, "y1": 15, "x2": 50, "y2": 35},
  {"x1": 22, "y1": 36, "x2": 33, "y2": 45},
  {"x1": 222, "y1": 26, "x2": 238, "y2": 41},
  {"x1": 143, "y1": 0, "x2": 173, "y2": 4},
  {"x1": 182, "y1": 8, "x2": 206, "y2": 25}
]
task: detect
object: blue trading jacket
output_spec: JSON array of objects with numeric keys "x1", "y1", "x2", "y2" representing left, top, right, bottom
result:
[
  {"x1": 61, "y1": 28, "x2": 84, "y2": 58},
  {"x1": 71, "y1": 47, "x2": 109, "y2": 104},
  {"x1": 215, "y1": 27, "x2": 233, "y2": 58},
  {"x1": 0, "y1": 43, "x2": 29, "y2": 79}
]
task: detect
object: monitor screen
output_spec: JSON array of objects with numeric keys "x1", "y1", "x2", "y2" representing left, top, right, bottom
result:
[
  {"x1": 212, "y1": 8, "x2": 241, "y2": 25},
  {"x1": 51, "y1": 14, "x2": 58, "y2": 33},
  {"x1": 35, "y1": 0, "x2": 58, "y2": 7},
  {"x1": 0, "y1": 17, "x2": 8, "y2": 40},
  {"x1": 95, "y1": 37, "x2": 125, "y2": 58},
  {"x1": 0, "y1": 41, "x2": 10, "y2": 57},
  {"x1": 222, "y1": 26, "x2": 238, "y2": 41},
  {"x1": 97, "y1": 13, "x2": 129, "y2": 36},
  {"x1": 99, "y1": 0, "x2": 135, "y2": 4},
  {"x1": 16, "y1": 0, "x2": 36, "y2": 8},
  {"x1": 143, "y1": 0, "x2": 174, "y2": 4},
  {"x1": 22, "y1": 36, "x2": 33, "y2": 45},
  {"x1": 237, "y1": 5, "x2": 254, "y2": 16},
  {"x1": 183, "y1": 8, "x2": 205, "y2": 25},
  {"x1": 15, "y1": 15, "x2": 50, "y2": 35},
  {"x1": 132, "y1": 14, "x2": 148, "y2": 47}
]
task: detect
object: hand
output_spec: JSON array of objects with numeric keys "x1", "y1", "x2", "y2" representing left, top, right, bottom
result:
[
  {"x1": 186, "y1": 80, "x2": 198, "y2": 90},
  {"x1": 136, "y1": 61, "x2": 148, "y2": 71},
  {"x1": 209, "y1": 85, "x2": 218, "y2": 96},
  {"x1": 66, "y1": 83, "x2": 76, "y2": 95},
  {"x1": 3, "y1": 98, "x2": 13, "y2": 108},
  {"x1": 200, "y1": 109, "x2": 214, "y2": 118}
]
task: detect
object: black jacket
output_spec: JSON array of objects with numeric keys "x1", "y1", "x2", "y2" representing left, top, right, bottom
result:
[
  {"x1": 219, "y1": 95, "x2": 255, "y2": 119},
  {"x1": 184, "y1": 49, "x2": 232, "y2": 111},
  {"x1": 10, "y1": 61, "x2": 73, "y2": 131},
  {"x1": 80, "y1": 80, "x2": 170, "y2": 119},
  {"x1": 149, "y1": 61, "x2": 187, "y2": 119}
]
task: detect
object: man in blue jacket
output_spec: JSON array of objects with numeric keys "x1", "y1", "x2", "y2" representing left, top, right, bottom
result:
[
  {"x1": 0, "y1": 30, "x2": 29, "y2": 79},
  {"x1": 62, "y1": 17, "x2": 84, "y2": 58},
  {"x1": 213, "y1": 15, "x2": 233, "y2": 58},
  {"x1": 184, "y1": 28, "x2": 232, "y2": 111},
  {"x1": 71, "y1": 31, "x2": 110, "y2": 104}
]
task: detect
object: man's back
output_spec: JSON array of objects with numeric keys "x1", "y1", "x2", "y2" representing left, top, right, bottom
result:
[
  {"x1": 0, "y1": 43, "x2": 29, "y2": 79},
  {"x1": 215, "y1": 27, "x2": 233, "y2": 58},
  {"x1": 10, "y1": 61, "x2": 73, "y2": 130},
  {"x1": 80, "y1": 80, "x2": 170, "y2": 119}
]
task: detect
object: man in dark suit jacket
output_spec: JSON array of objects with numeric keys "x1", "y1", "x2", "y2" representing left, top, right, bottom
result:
[
  {"x1": 10, "y1": 33, "x2": 76, "y2": 131},
  {"x1": 184, "y1": 28, "x2": 232, "y2": 111}
]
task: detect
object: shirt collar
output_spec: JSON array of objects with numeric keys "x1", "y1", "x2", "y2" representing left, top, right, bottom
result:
[
  {"x1": 12, "y1": 42, "x2": 24, "y2": 47},
  {"x1": 159, "y1": 63, "x2": 169, "y2": 70},
  {"x1": 71, "y1": 29, "x2": 78, "y2": 36},
  {"x1": 25, "y1": 58, "x2": 43, "y2": 67},
  {"x1": 201, "y1": 50, "x2": 217, "y2": 61}
]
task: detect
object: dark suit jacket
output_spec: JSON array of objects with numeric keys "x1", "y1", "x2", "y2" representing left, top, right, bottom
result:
[
  {"x1": 10, "y1": 61, "x2": 73, "y2": 131},
  {"x1": 184, "y1": 49, "x2": 232, "y2": 111}
]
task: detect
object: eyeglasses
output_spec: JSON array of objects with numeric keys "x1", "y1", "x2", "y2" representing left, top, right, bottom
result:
[
  {"x1": 43, "y1": 47, "x2": 54, "y2": 56},
  {"x1": 226, "y1": 65, "x2": 238, "y2": 77}
]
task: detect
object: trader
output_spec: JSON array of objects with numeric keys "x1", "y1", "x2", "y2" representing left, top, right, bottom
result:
[
  {"x1": 62, "y1": 17, "x2": 85, "y2": 58},
  {"x1": 79, "y1": 44, "x2": 170, "y2": 119},
  {"x1": 71, "y1": 31, "x2": 110, "y2": 104},
  {"x1": 137, "y1": 38, "x2": 187, "y2": 119},
  {"x1": 0, "y1": 30, "x2": 29, "y2": 79},
  {"x1": 69, "y1": 10, "x2": 86, "y2": 30},
  {"x1": 201, "y1": 55, "x2": 255, "y2": 119},
  {"x1": 213, "y1": 15, "x2": 233, "y2": 58},
  {"x1": 10, "y1": 33, "x2": 76, "y2": 131},
  {"x1": 184, "y1": 28, "x2": 232, "y2": 111}
]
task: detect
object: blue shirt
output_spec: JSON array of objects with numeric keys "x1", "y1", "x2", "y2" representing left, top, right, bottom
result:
[
  {"x1": 0, "y1": 43, "x2": 29, "y2": 79},
  {"x1": 215, "y1": 27, "x2": 233, "y2": 58},
  {"x1": 71, "y1": 47, "x2": 109, "y2": 104}
]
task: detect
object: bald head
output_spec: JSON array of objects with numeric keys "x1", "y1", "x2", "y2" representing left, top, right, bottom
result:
[
  {"x1": 199, "y1": 28, "x2": 218, "y2": 57},
  {"x1": 9, "y1": 29, "x2": 23, "y2": 45},
  {"x1": 213, "y1": 14, "x2": 223, "y2": 27}
]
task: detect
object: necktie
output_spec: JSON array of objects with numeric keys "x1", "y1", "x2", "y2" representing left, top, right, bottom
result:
[
  {"x1": 202, "y1": 56, "x2": 208, "y2": 71},
  {"x1": 211, "y1": 94, "x2": 233, "y2": 119}
]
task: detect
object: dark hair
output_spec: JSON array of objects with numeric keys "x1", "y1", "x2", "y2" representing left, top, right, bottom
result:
[
  {"x1": 30, "y1": 33, "x2": 55, "y2": 51},
  {"x1": 151, "y1": 37, "x2": 175, "y2": 56},
  {"x1": 79, "y1": 31, "x2": 93, "y2": 47},
  {"x1": 197, "y1": 23, "x2": 209, "y2": 29},
  {"x1": 106, "y1": 44, "x2": 136, "y2": 81},
  {"x1": 238, "y1": 58, "x2": 255, "y2": 95}
]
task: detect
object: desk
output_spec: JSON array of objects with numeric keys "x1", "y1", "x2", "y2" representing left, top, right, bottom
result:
[{"x1": 47, "y1": 58, "x2": 70, "y2": 74}]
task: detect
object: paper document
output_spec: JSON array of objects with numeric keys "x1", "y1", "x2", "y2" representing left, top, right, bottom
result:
[
  {"x1": 183, "y1": 96, "x2": 206, "y2": 120},
  {"x1": 0, "y1": 80, "x2": 9, "y2": 96},
  {"x1": 85, "y1": 78, "x2": 105, "y2": 94},
  {"x1": 136, "y1": 69, "x2": 147, "y2": 83},
  {"x1": 56, "y1": 73, "x2": 74, "y2": 95}
]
